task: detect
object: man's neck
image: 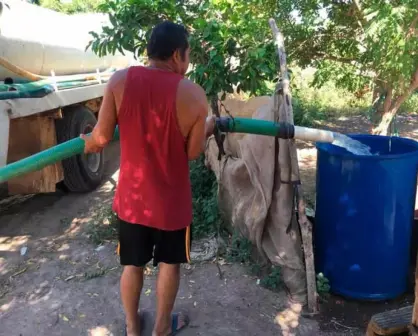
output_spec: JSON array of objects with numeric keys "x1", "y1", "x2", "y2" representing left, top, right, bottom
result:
[{"x1": 147, "y1": 60, "x2": 176, "y2": 73}]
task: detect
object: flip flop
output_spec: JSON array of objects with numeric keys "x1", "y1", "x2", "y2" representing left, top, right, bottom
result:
[
  {"x1": 123, "y1": 311, "x2": 153, "y2": 336},
  {"x1": 169, "y1": 312, "x2": 190, "y2": 336}
]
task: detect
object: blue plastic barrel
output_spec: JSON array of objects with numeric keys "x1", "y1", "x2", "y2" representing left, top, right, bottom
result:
[{"x1": 315, "y1": 135, "x2": 418, "y2": 300}]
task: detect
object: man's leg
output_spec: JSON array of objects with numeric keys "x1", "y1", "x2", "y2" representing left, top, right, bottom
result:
[
  {"x1": 152, "y1": 226, "x2": 191, "y2": 336},
  {"x1": 118, "y1": 219, "x2": 154, "y2": 336},
  {"x1": 153, "y1": 263, "x2": 181, "y2": 335},
  {"x1": 121, "y1": 266, "x2": 144, "y2": 335}
]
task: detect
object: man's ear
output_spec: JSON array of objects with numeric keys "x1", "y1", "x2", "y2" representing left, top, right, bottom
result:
[{"x1": 173, "y1": 49, "x2": 181, "y2": 63}]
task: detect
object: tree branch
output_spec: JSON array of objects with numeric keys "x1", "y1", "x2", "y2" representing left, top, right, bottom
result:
[
  {"x1": 391, "y1": 68, "x2": 418, "y2": 110},
  {"x1": 407, "y1": 14, "x2": 418, "y2": 39},
  {"x1": 269, "y1": 18, "x2": 318, "y2": 315},
  {"x1": 352, "y1": 0, "x2": 367, "y2": 30}
]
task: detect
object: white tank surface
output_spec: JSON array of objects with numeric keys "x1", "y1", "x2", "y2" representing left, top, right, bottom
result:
[{"x1": 0, "y1": 0, "x2": 134, "y2": 81}]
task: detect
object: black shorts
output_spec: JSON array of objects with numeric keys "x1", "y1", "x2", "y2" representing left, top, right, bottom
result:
[{"x1": 117, "y1": 218, "x2": 192, "y2": 267}]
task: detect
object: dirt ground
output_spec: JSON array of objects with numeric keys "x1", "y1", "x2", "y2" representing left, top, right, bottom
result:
[{"x1": 0, "y1": 115, "x2": 417, "y2": 336}]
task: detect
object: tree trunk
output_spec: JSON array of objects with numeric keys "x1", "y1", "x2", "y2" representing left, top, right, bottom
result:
[
  {"x1": 372, "y1": 103, "x2": 398, "y2": 136},
  {"x1": 370, "y1": 85, "x2": 386, "y2": 131},
  {"x1": 372, "y1": 69, "x2": 418, "y2": 135},
  {"x1": 371, "y1": 87, "x2": 392, "y2": 136}
]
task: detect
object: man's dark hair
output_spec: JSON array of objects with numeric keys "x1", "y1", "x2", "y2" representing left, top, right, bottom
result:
[{"x1": 147, "y1": 21, "x2": 189, "y2": 61}]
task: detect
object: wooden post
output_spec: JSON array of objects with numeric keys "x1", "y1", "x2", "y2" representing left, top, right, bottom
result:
[
  {"x1": 410, "y1": 249, "x2": 418, "y2": 335},
  {"x1": 269, "y1": 18, "x2": 318, "y2": 314},
  {"x1": 7, "y1": 114, "x2": 63, "y2": 194}
]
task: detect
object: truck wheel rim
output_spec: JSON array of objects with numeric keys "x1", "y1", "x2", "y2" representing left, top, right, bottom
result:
[{"x1": 81, "y1": 125, "x2": 101, "y2": 173}]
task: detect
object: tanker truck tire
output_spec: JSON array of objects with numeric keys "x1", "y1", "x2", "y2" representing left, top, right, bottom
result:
[{"x1": 55, "y1": 105, "x2": 105, "y2": 193}]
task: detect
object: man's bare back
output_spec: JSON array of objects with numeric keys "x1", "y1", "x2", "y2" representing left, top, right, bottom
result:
[{"x1": 86, "y1": 66, "x2": 212, "y2": 161}]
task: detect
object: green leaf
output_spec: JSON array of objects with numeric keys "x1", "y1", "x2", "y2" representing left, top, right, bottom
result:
[{"x1": 109, "y1": 14, "x2": 118, "y2": 28}]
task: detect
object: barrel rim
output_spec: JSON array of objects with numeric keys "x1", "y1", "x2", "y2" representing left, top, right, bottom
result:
[{"x1": 316, "y1": 134, "x2": 418, "y2": 160}]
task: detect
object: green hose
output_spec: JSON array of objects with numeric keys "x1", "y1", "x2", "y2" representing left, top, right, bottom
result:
[
  {"x1": 0, "y1": 117, "x2": 291, "y2": 184},
  {"x1": 0, "y1": 116, "x2": 326, "y2": 184},
  {"x1": 221, "y1": 117, "x2": 284, "y2": 136},
  {"x1": 0, "y1": 79, "x2": 109, "y2": 100},
  {"x1": 0, "y1": 128, "x2": 120, "y2": 184}
]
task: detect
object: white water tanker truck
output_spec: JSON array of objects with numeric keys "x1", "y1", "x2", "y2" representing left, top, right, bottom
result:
[{"x1": 0, "y1": 0, "x2": 135, "y2": 195}]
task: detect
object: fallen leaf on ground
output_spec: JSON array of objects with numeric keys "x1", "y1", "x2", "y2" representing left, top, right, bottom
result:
[
  {"x1": 59, "y1": 314, "x2": 69, "y2": 322},
  {"x1": 218, "y1": 259, "x2": 227, "y2": 266},
  {"x1": 11, "y1": 268, "x2": 27, "y2": 278}
]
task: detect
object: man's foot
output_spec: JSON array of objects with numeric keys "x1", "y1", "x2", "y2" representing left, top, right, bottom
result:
[
  {"x1": 125, "y1": 327, "x2": 138, "y2": 336},
  {"x1": 169, "y1": 313, "x2": 190, "y2": 336},
  {"x1": 125, "y1": 311, "x2": 152, "y2": 336},
  {"x1": 125, "y1": 319, "x2": 140, "y2": 336},
  {"x1": 152, "y1": 312, "x2": 190, "y2": 336}
]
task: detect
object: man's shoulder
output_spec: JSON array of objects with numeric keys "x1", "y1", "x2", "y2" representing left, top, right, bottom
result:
[
  {"x1": 178, "y1": 78, "x2": 206, "y2": 101},
  {"x1": 108, "y1": 68, "x2": 129, "y2": 89},
  {"x1": 177, "y1": 79, "x2": 208, "y2": 120}
]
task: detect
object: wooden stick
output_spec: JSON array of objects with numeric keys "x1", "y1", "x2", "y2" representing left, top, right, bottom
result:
[{"x1": 269, "y1": 18, "x2": 318, "y2": 314}]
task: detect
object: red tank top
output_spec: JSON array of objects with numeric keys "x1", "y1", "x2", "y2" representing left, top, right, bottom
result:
[{"x1": 113, "y1": 66, "x2": 192, "y2": 231}]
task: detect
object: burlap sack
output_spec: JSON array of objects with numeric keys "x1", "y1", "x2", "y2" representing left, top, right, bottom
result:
[{"x1": 206, "y1": 94, "x2": 307, "y2": 304}]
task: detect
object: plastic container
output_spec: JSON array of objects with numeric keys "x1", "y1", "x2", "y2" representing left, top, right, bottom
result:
[{"x1": 315, "y1": 135, "x2": 418, "y2": 300}]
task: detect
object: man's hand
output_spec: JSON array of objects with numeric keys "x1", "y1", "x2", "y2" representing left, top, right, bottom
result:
[
  {"x1": 205, "y1": 115, "x2": 216, "y2": 138},
  {"x1": 80, "y1": 133, "x2": 103, "y2": 154}
]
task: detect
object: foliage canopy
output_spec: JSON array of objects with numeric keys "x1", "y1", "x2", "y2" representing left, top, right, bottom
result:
[
  {"x1": 71, "y1": 0, "x2": 417, "y2": 133},
  {"x1": 88, "y1": 0, "x2": 278, "y2": 101},
  {"x1": 274, "y1": 1, "x2": 418, "y2": 133}
]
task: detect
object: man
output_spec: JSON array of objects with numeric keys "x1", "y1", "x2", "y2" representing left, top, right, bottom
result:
[{"x1": 82, "y1": 21, "x2": 216, "y2": 336}]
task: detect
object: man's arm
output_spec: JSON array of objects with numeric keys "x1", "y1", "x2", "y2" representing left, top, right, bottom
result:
[
  {"x1": 177, "y1": 80, "x2": 215, "y2": 160},
  {"x1": 81, "y1": 72, "x2": 119, "y2": 153}
]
